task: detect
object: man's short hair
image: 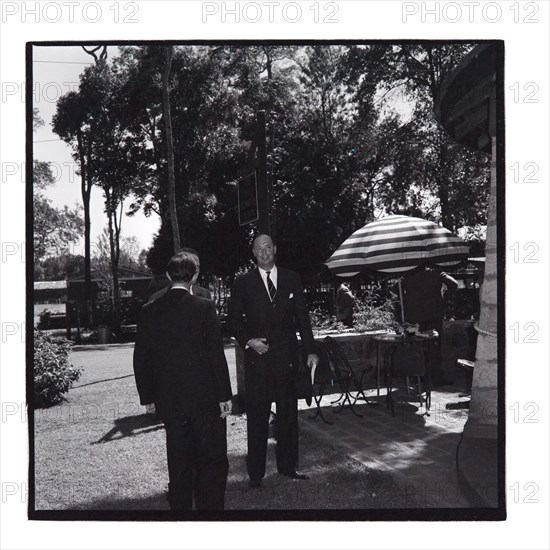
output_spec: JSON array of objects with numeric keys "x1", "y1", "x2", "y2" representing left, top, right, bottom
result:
[
  {"x1": 178, "y1": 246, "x2": 199, "y2": 257},
  {"x1": 167, "y1": 251, "x2": 198, "y2": 283}
]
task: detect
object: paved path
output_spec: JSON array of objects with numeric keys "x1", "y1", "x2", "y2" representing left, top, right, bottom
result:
[{"x1": 297, "y1": 387, "x2": 473, "y2": 507}]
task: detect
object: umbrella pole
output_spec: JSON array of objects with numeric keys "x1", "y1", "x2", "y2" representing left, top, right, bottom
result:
[{"x1": 398, "y1": 278, "x2": 405, "y2": 323}]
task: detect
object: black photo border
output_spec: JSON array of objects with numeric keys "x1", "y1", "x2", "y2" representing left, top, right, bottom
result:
[{"x1": 26, "y1": 38, "x2": 506, "y2": 522}]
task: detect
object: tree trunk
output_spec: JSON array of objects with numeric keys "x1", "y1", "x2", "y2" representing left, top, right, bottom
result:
[
  {"x1": 265, "y1": 58, "x2": 275, "y2": 240},
  {"x1": 83, "y1": 201, "x2": 91, "y2": 323},
  {"x1": 148, "y1": 116, "x2": 168, "y2": 221},
  {"x1": 162, "y1": 45, "x2": 181, "y2": 253},
  {"x1": 437, "y1": 130, "x2": 452, "y2": 229},
  {"x1": 77, "y1": 129, "x2": 92, "y2": 325},
  {"x1": 105, "y1": 189, "x2": 120, "y2": 308},
  {"x1": 264, "y1": 48, "x2": 273, "y2": 81}
]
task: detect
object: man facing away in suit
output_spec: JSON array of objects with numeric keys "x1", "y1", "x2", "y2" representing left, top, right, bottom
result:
[
  {"x1": 229, "y1": 234, "x2": 319, "y2": 488},
  {"x1": 148, "y1": 247, "x2": 212, "y2": 304},
  {"x1": 402, "y1": 264, "x2": 459, "y2": 384},
  {"x1": 133, "y1": 251, "x2": 232, "y2": 510}
]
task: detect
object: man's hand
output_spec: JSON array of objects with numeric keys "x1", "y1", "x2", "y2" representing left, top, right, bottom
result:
[
  {"x1": 307, "y1": 354, "x2": 319, "y2": 369},
  {"x1": 247, "y1": 338, "x2": 270, "y2": 355},
  {"x1": 219, "y1": 399, "x2": 232, "y2": 419},
  {"x1": 145, "y1": 403, "x2": 156, "y2": 415}
]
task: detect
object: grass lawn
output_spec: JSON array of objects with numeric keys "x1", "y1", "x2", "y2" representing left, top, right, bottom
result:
[{"x1": 34, "y1": 343, "x2": 426, "y2": 511}]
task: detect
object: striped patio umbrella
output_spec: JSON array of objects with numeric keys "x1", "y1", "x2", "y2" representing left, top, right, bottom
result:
[{"x1": 325, "y1": 215, "x2": 470, "y2": 277}]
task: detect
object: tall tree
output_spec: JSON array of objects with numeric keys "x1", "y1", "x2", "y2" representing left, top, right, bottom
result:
[
  {"x1": 34, "y1": 197, "x2": 84, "y2": 266},
  {"x1": 162, "y1": 45, "x2": 181, "y2": 252},
  {"x1": 69, "y1": 44, "x2": 489, "y2": 290},
  {"x1": 80, "y1": 46, "x2": 124, "y2": 307},
  {"x1": 82, "y1": 61, "x2": 141, "y2": 306},
  {"x1": 55, "y1": 49, "x2": 142, "y2": 308},
  {"x1": 117, "y1": 45, "x2": 251, "y2": 278},
  {"x1": 343, "y1": 43, "x2": 489, "y2": 230},
  {"x1": 52, "y1": 90, "x2": 94, "y2": 316},
  {"x1": 271, "y1": 46, "x2": 372, "y2": 282},
  {"x1": 34, "y1": 109, "x2": 83, "y2": 268}
]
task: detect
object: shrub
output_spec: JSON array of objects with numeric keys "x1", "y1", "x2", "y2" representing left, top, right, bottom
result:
[
  {"x1": 310, "y1": 287, "x2": 399, "y2": 333},
  {"x1": 93, "y1": 300, "x2": 122, "y2": 328},
  {"x1": 309, "y1": 307, "x2": 347, "y2": 332},
  {"x1": 353, "y1": 295, "x2": 399, "y2": 333},
  {"x1": 34, "y1": 329, "x2": 81, "y2": 408},
  {"x1": 119, "y1": 297, "x2": 144, "y2": 325}
]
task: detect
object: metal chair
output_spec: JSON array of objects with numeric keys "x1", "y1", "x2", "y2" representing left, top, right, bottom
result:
[
  {"x1": 323, "y1": 336, "x2": 377, "y2": 418},
  {"x1": 308, "y1": 341, "x2": 342, "y2": 424},
  {"x1": 385, "y1": 342, "x2": 431, "y2": 417}
]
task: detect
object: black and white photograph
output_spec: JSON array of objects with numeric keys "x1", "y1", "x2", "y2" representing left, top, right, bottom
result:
[
  {"x1": 1, "y1": 0, "x2": 549, "y2": 547},
  {"x1": 28, "y1": 39, "x2": 504, "y2": 519}
]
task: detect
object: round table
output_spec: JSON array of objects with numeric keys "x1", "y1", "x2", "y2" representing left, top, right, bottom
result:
[{"x1": 373, "y1": 333, "x2": 437, "y2": 400}]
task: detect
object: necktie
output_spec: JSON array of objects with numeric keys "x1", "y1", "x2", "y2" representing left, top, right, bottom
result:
[{"x1": 266, "y1": 271, "x2": 277, "y2": 303}]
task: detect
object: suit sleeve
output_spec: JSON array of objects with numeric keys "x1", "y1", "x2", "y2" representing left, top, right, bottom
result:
[
  {"x1": 193, "y1": 285, "x2": 212, "y2": 300},
  {"x1": 204, "y1": 302, "x2": 233, "y2": 403},
  {"x1": 133, "y1": 305, "x2": 156, "y2": 405},
  {"x1": 292, "y1": 274, "x2": 316, "y2": 355},
  {"x1": 440, "y1": 271, "x2": 459, "y2": 294},
  {"x1": 147, "y1": 285, "x2": 169, "y2": 304},
  {"x1": 228, "y1": 276, "x2": 250, "y2": 349}
]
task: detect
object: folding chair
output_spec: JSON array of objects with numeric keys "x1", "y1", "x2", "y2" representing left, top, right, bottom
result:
[
  {"x1": 308, "y1": 341, "x2": 342, "y2": 424},
  {"x1": 323, "y1": 336, "x2": 377, "y2": 418},
  {"x1": 385, "y1": 342, "x2": 431, "y2": 417}
]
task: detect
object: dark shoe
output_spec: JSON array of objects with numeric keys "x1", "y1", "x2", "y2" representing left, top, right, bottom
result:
[
  {"x1": 279, "y1": 471, "x2": 309, "y2": 480},
  {"x1": 248, "y1": 478, "x2": 262, "y2": 488}
]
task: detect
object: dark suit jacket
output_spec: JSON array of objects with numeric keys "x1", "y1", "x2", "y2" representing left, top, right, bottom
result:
[
  {"x1": 133, "y1": 289, "x2": 232, "y2": 420},
  {"x1": 229, "y1": 267, "x2": 315, "y2": 376},
  {"x1": 402, "y1": 269, "x2": 458, "y2": 323},
  {"x1": 148, "y1": 283, "x2": 212, "y2": 304}
]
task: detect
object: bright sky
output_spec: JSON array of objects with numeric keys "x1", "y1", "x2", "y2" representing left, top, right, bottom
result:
[{"x1": 32, "y1": 45, "x2": 160, "y2": 256}]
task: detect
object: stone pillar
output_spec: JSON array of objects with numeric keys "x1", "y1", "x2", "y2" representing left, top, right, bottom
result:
[
  {"x1": 462, "y1": 89, "x2": 499, "y2": 440},
  {"x1": 456, "y1": 87, "x2": 499, "y2": 507}
]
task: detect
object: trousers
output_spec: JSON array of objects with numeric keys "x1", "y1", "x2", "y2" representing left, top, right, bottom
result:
[
  {"x1": 164, "y1": 408, "x2": 228, "y2": 510},
  {"x1": 244, "y1": 366, "x2": 299, "y2": 481}
]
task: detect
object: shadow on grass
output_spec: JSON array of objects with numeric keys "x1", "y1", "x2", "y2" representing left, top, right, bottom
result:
[
  {"x1": 72, "y1": 343, "x2": 135, "y2": 352},
  {"x1": 36, "y1": 405, "x2": 486, "y2": 512},
  {"x1": 73, "y1": 373, "x2": 135, "y2": 389},
  {"x1": 93, "y1": 413, "x2": 164, "y2": 444},
  {"x1": 83, "y1": 492, "x2": 169, "y2": 511},
  {"x1": 223, "y1": 418, "x2": 429, "y2": 510}
]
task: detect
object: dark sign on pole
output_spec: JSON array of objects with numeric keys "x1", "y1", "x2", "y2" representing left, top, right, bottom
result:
[{"x1": 237, "y1": 171, "x2": 259, "y2": 226}]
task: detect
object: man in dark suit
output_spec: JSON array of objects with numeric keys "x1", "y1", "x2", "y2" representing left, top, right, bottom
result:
[
  {"x1": 402, "y1": 265, "x2": 458, "y2": 384},
  {"x1": 148, "y1": 247, "x2": 212, "y2": 303},
  {"x1": 229, "y1": 234, "x2": 318, "y2": 487},
  {"x1": 134, "y1": 251, "x2": 232, "y2": 510}
]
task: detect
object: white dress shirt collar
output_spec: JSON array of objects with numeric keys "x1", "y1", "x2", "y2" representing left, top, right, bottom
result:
[
  {"x1": 171, "y1": 283, "x2": 190, "y2": 293},
  {"x1": 258, "y1": 265, "x2": 277, "y2": 296}
]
